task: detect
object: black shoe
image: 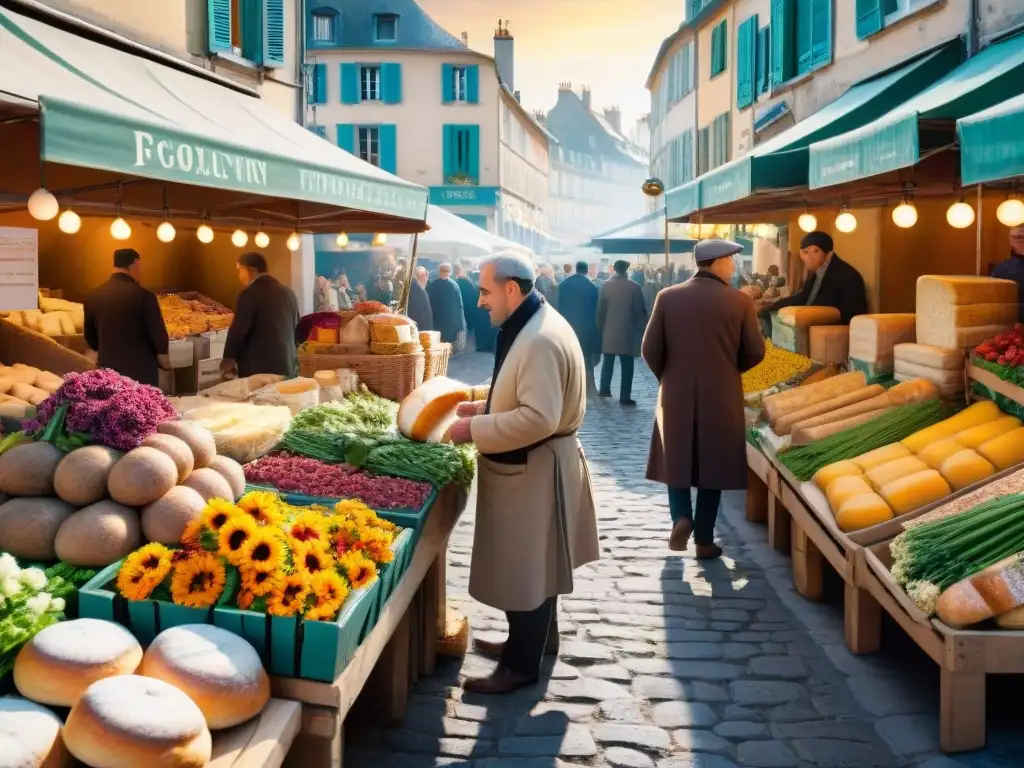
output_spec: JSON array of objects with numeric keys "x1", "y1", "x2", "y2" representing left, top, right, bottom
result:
[
  {"x1": 620, "y1": 399, "x2": 637, "y2": 406},
  {"x1": 597, "y1": 390, "x2": 612, "y2": 398}
]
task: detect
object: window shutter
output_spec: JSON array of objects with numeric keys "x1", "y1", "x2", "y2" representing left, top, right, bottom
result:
[
  {"x1": 442, "y1": 125, "x2": 454, "y2": 180},
  {"x1": 796, "y1": 0, "x2": 814, "y2": 74},
  {"x1": 721, "y1": 23, "x2": 728, "y2": 74},
  {"x1": 336, "y1": 124, "x2": 355, "y2": 154},
  {"x1": 770, "y1": 0, "x2": 795, "y2": 85},
  {"x1": 467, "y1": 125, "x2": 480, "y2": 181},
  {"x1": 737, "y1": 15, "x2": 757, "y2": 109},
  {"x1": 855, "y1": 0, "x2": 883, "y2": 39},
  {"x1": 263, "y1": 0, "x2": 285, "y2": 66},
  {"x1": 685, "y1": 130, "x2": 694, "y2": 182},
  {"x1": 756, "y1": 25, "x2": 770, "y2": 94},
  {"x1": 723, "y1": 112, "x2": 731, "y2": 163},
  {"x1": 698, "y1": 126, "x2": 710, "y2": 175},
  {"x1": 441, "y1": 64, "x2": 454, "y2": 104},
  {"x1": 340, "y1": 63, "x2": 358, "y2": 103},
  {"x1": 313, "y1": 63, "x2": 327, "y2": 103},
  {"x1": 207, "y1": 0, "x2": 232, "y2": 53},
  {"x1": 382, "y1": 63, "x2": 402, "y2": 103},
  {"x1": 811, "y1": 0, "x2": 832, "y2": 67},
  {"x1": 379, "y1": 125, "x2": 397, "y2": 173},
  {"x1": 466, "y1": 65, "x2": 480, "y2": 104}
]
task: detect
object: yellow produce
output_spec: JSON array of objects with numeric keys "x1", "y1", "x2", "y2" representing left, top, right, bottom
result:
[
  {"x1": 879, "y1": 470, "x2": 952, "y2": 516},
  {"x1": 812, "y1": 460, "x2": 862, "y2": 491},
  {"x1": 835, "y1": 493, "x2": 894, "y2": 532},
  {"x1": 900, "y1": 400, "x2": 1002, "y2": 454},
  {"x1": 864, "y1": 456, "x2": 929, "y2": 491},
  {"x1": 917, "y1": 438, "x2": 966, "y2": 470},
  {"x1": 939, "y1": 449, "x2": 995, "y2": 491},
  {"x1": 977, "y1": 427, "x2": 1024, "y2": 471},
  {"x1": 953, "y1": 415, "x2": 1022, "y2": 450},
  {"x1": 826, "y1": 475, "x2": 874, "y2": 512},
  {"x1": 741, "y1": 340, "x2": 812, "y2": 395},
  {"x1": 852, "y1": 443, "x2": 912, "y2": 472}
]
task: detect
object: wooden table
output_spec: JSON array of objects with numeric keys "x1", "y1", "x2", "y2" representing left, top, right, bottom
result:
[{"x1": 209, "y1": 699, "x2": 303, "y2": 768}]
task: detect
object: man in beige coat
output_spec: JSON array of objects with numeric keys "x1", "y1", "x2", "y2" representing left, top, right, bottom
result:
[{"x1": 449, "y1": 252, "x2": 601, "y2": 694}]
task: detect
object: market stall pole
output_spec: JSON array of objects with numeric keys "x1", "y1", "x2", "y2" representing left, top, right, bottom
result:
[
  {"x1": 397, "y1": 233, "x2": 420, "y2": 316},
  {"x1": 640, "y1": 177, "x2": 669, "y2": 269}
]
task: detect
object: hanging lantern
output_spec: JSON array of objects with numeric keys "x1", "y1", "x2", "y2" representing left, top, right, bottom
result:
[
  {"x1": 946, "y1": 200, "x2": 975, "y2": 229},
  {"x1": 336, "y1": 232, "x2": 349, "y2": 248},
  {"x1": 286, "y1": 232, "x2": 301, "y2": 252},
  {"x1": 231, "y1": 229, "x2": 248, "y2": 248},
  {"x1": 372, "y1": 233, "x2": 387, "y2": 247},
  {"x1": 254, "y1": 231, "x2": 270, "y2": 248},
  {"x1": 797, "y1": 212, "x2": 817, "y2": 233},
  {"x1": 27, "y1": 188, "x2": 59, "y2": 221},
  {"x1": 110, "y1": 217, "x2": 132, "y2": 241},
  {"x1": 57, "y1": 209, "x2": 81, "y2": 234},
  {"x1": 157, "y1": 221, "x2": 176, "y2": 243},
  {"x1": 835, "y1": 208, "x2": 857, "y2": 234},
  {"x1": 891, "y1": 201, "x2": 918, "y2": 229},
  {"x1": 996, "y1": 197, "x2": 1024, "y2": 228}
]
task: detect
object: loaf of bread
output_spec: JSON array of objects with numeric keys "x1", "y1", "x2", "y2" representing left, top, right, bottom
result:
[
  {"x1": 397, "y1": 376, "x2": 474, "y2": 442},
  {"x1": 63, "y1": 675, "x2": 211, "y2": 768},
  {"x1": 0, "y1": 695, "x2": 68, "y2": 768},
  {"x1": 14, "y1": 619, "x2": 143, "y2": 707},
  {"x1": 935, "y1": 555, "x2": 1024, "y2": 628},
  {"x1": 139, "y1": 624, "x2": 269, "y2": 730}
]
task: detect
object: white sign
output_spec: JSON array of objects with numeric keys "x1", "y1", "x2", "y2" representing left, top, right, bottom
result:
[{"x1": 0, "y1": 227, "x2": 39, "y2": 312}]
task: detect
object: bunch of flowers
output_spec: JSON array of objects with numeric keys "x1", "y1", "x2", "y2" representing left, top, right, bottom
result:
[{"x1": 115, "y1": 491, "x2": 399, "y2": 623}]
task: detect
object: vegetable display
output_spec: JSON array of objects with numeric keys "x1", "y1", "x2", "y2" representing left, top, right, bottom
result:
[
  {"x1": 158, "y1": 292, "x2": 233, "y2": 340},
  {"x1": 741, "y1": 340, "x2": 812, "y2": 395},
  {"x1": 289, "y1": 388, "x2": 398, "y2": 435}
]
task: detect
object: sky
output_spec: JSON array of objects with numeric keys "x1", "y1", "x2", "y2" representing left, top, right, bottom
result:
[{"x1": 416, "y1": 0, "x2": 685, "y2": 132}]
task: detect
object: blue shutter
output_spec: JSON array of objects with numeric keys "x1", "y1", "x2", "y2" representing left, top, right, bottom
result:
[
  {"x1": 811, "y1": 0, "x2": 832, "y2": 68},
  {"x1": 770, "y1": 0, "x2": 795, "y2": 85},
  {"x1": 336, "y1": 124, "x2": 355, "y2": 154},
  {"x1": 263, "y1": 0, "x2": 285, "y2": 67},
  {"x1": 466, "y1": 65, "x2": 480, "y2": 104},
  {"x1": 855, "y1": 0, "x2": 883, "y2": 39},
  {"x1": 381, "y1": 63, "x2": 402, "y2": 104},
  {"x1": 341, "y1": 63, "x2": 358, "y2": 104},
  {"x1": 313, "y1": 63, "x2": 327, "y2": 103},
  {"x1": 379, "y1": 125, "x2": 397, "y2": 174},
  {"x1": 207, "y1": 0, "x2": 232, "y2": 53},
  {"x1": 467, "y1": 125, "x2": 480, "y2": 182},
  {"x1": 756, "y1": 25, "x2": 770, "y2": 94},
  {"x1": 737, "y1": 15, "x2": 757, "y2": 109},
  {"x1": 441, "y1": 64, "x2": 454, "y2": 104},
  {"x1": 796, "y1": 0, "x2": 813, "y2": 74},
  {"x1": 442, "y1": 125, "x2": 454, "y2": 180}
]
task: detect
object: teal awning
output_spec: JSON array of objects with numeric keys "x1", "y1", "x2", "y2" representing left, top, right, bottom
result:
[
  {"x1": 666, "y1": 41, "x2": 962, "y2": 220},
  {"x1": 0, "y1": 7, "x2": 428, "y2": 225},
  {"x1": 809, "y1": 34, "x2": 1024, "y2": 188},
  {"x1": 958, "y1": 93, "x2": 1024, "y2": 185}
]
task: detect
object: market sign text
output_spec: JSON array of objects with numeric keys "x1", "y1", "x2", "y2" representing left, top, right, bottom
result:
[{"x1": 133, "y1": 131, "x2": 268, "y2": 186}]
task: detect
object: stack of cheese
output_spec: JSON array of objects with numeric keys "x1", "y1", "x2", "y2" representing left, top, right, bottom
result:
[
  {"x1": 916, "y1": 275, "x2": 1017, "y2": 351},
  {"x1": 893, "y1": 342, "x2": 965, "y2": 403},
  {"x1": 772, "y1": 306, "x2": 842, "y2": 356},
  {"x1": 368, "y1": 314, "x2": 422, "y2": 355},
  {"x1": 813, "y1": 400, "x2": 1024, "y2": 532},
  {"x1": 848, "y1": 314, "x2": 916, "y2": 379},
  {"x1": 0, "y1": 364, "x2": 64, "y2": 419}
]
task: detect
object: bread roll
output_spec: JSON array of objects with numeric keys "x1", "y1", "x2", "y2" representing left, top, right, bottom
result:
[
  {"x1": 0, "y1": 695, "x2": 68, "y2": 768},
  {"x1": 936, "y1": 555, "x2": 1024, "y2": 628},
  {"x1": 63, "y1": 675, "x2": 211, "y2": 768},
  {"x1": 140, "y1": 624, "x2": 269, "y2": 729},
  {"x1": 14, "y1": 619, "x2": 143, "y2": 707}
]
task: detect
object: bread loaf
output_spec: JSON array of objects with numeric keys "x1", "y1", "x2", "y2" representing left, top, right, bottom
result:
[
  {"x1": 0, "y1": 695, "x2": 67, "y2": 768},
  {"x1": 915, "y1": 275, "x2": 1016, "y2": 350},
  {"x1": 777, "y1": 306, "x2": 841, "y2": 327},
  {"x1": 848, "y1": 314, "x2": 916, "y2": 365},
  {"x1": 397, "y1": 376, "x2": 473, "y2": 442},
  {"x1": 936, "y1": 555, "x2": 1024, "y2": 628}
]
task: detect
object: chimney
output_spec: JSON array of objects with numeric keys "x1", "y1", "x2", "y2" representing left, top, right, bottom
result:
[
  {"x1": 532, "y1": 110, "x2": 546, "y2": 125},
  {"x1": 581, "y1": 85, "x2": 592, "y2": 112},
  {"x1": 604, "y1": 106, "x2": 622, "y2": 135},
  {"x1": 461, "y1": 31, "x2": 468, "y2": 46},
  {"x1": 493, "y1": 19, "x2": 514, "y2": 93}
]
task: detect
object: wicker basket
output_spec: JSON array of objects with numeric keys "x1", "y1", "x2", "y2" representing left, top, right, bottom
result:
[
  {"x1": 438, "y1": 606, "x2": 469, "y2": 657},
  {"x1": 424, "y1": 343, "x2": 452, "y2": 380},
  {"x1": 299, "y1": 350, "x2": 424, "y2": 401}
]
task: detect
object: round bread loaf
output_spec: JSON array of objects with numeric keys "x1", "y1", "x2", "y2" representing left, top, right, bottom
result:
[
  {"x1": 14, "y1": 619, "x2": 143, "y2": 707},
  {"x1": 140, "y1": 624, "x2": 269, "y2": 729},
  {"x1": 0, "y1": 695, "x2": 67, "y2": 768},
  {"x1": 63, "y1": 675, "x2": 211, "y2": 768}
]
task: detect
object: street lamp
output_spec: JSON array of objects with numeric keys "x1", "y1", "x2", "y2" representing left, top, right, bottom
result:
[{"x1": 642, "y1": 177, "x2": 668, "y2": 269}]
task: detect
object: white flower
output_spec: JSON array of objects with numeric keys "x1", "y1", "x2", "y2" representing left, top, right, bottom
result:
[
  {"x1": 25, "y1": 593, "x2": 51, "y2": 617},
  {"x1": 0, "y1": 594, "x2": 6, "y2": 610},
  {"x1": 0, "y1": 578, "x2": 21, "y2": 598},
  {"x1": 48, "y1": 597, "x2": 65, "y2": 614},
  {"x1": 19, "y1": 568, "x2": 47, "y2": 591},
  {"x1": 0, "y1": 553, "x2": 20, "y2": 580}
]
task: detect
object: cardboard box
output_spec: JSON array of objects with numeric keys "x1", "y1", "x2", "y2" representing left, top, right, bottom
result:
[
  {"x1": 174, "y1": 359, "x2": 226, "y2": 395},
  {"x1": 191, "y1": 330, "x2": 228, "y2": 361},
  {"x1": 168, "y1": 339, "x2": 194, "y2": 369}
]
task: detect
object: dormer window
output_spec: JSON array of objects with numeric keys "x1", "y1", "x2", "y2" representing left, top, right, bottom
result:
[
  {"x1": 311, "y1": 10, "x2": 336, "y2": 44},
  {"x1": 375, "y1": 14, "x2": 398, "y2": 43}
]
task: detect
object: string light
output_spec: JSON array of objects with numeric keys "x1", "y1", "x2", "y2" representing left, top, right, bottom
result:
[
  {"x1": 797, "y1": 212, "x2": 817, "y2": 233},
  {"x1": 336, "y1": 232, "x2": 349, "y2": 248},
  {"x1": 27, "y1": 188, "x2": 59, "y2": 221},
  {"x1": 157, "y1": 220, "x2": 176, "y2": 243},
  {"x1": 892, "y1": 201, "x2": 918, "y2": 229},
  {"x1": 835, "y1": 207, "x2": 857, "y2": 234},
  {"x1": 57, "y1": 209, "x2": 81, "y2": 234},
  {"x1": 946, "y1": 199, "x2": 975, "y2": 229},
  {"x1": 197, "y1": 223, "x2": 215, "y2": 243},
  {"x1": 286, "y1": 231, "x2": 301, "y2": 251},
  {"x1": 372, "y1": 233, "x2": 387, "y2": 247},
  {"x1": 996, "y1": 197, "x2": 1024, "y2": 228},
  {"x1": 254, "y1": 231, "x2": 270, "y2": 248},
  {"x1": 231, "y1": 229, "x2": 248, "y2": 248},
  {"x1": 110, "y1": 216, "x2": 131, "y2": 240}
]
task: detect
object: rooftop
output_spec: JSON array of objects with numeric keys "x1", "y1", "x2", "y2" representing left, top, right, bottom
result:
[{"x1": 307, "y1": 0, "x2": 466, "y2": 50}]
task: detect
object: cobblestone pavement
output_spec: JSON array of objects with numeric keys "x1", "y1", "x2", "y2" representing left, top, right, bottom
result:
[{"x1": 347, "y1": 351, "x2": 1020, "y2": 768}]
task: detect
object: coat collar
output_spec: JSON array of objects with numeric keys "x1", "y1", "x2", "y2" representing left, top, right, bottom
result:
[{"x1": 694, "y1": 269, "x2": 727, "y2": 287}]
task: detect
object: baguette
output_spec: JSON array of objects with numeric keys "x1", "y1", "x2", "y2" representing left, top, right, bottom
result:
[
  {"x1": 775, "y1": 385, "x2": 884, "y2": 436},
  {"x1": 790, "y1": 379, "x2": 937, "y2": 434},
  {"x1": 9, "y1": 383, "x2": 49, "y2": 406},
  {"x1": 762, "y1": 371, "x2": 867, "y2": 425},
  {"x1": 791, "y1": 407, "x2": 893, "y2": 446},
  {"x1": 936, "y1": 555, "x2": 1024, "y2": 629}
]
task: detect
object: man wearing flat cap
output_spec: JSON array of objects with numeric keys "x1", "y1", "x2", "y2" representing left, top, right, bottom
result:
[
  {"x1": 84, "y1": 248, "x2": 169, "y2": 387},
  {"x1": 642, "y1": 239, "x2": 765, "y2": 557},
  {"x1": 759, "y1": 231, "x2": 868, "y2": 334}
]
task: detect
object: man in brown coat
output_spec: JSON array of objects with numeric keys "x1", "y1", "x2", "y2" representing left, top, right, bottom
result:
[
  {"x1": 596, "y1": 260, "x2": 648, "y2": 405},
  {"x1": 642, "y1": 240, "x2": 765, "y2": 558}
]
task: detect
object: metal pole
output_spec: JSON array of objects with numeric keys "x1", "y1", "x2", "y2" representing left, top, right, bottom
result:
[
  {"x1": 399, "y1": 232, "x2": 419, "y2": 315},
  {"x1": 976, "y1": 185, "x2": 983, "y2": 276},
  {"x1": 664, "y1": 203, "x2": 670, "y2": 270}
]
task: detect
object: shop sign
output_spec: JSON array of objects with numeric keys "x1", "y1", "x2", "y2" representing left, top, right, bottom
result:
[
  {"x1": 0, "y1": 227, "x2": 38, "y2": 312},
  {"x1": 429, "y1": 186, "x2": 499, "y2": 207}
]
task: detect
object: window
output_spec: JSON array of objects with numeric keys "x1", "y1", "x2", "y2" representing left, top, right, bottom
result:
[
  {"x1": 358, "y1": 127, "x2": 380, "y2": 167},
  {"x1": 770, "y1": 0, "x2": 831, "y2": 85},
  {"x1": 443, "y1": 125, "x2": 480, "y2": 183},
  {"x1": 308, "y1": 125, "x2": 326, "y2": 139},
  {"x1": 756, "y1": 25, "x2": 771, "y2": 96},
  {"x1": 856, "y1": 0, "x2": 930, "y2": 39},
  {"x1": 697, "y1": 126, "x2": 710, "y2": 176},
  {"x1": 441, "y1": 64, "x2": 479, "y2": 104},
  {"x1": 360, "y1": 66, "x2": 381, "y2": 101},
  {"x1": 453, "y1": 67, "x2": 468, "y2": 102},
  {"x1": 687, "y1": 0, "x2": 713, "y2": 20},
  {"x1": 207, "y1": 0, "x2": 285, "y2": 66},
  {"x1": 310, "y1": 62, "x2": 327, "y2": 104},
  {"x1": 375, "y1": 13, "x2": 398, "y2": 42},
  {"x1": 712, "y1": 112, "x2": 731, "y2": 169},
  {"x1": 681, "y1": 129, "x2": 694, "y2": 183},
  {"x1": 710, "y1": 20, "x2": 727, "y2": 78},
  {"x1": 312, "y1": 11, "x2": 335, "y2": 43},
  {"x1": 737, "y1": 15, "x2": 758, "y2": 109}
]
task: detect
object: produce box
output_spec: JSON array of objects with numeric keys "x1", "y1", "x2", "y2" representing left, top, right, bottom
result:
[
  {"x1": 78, "y1": 561, "x2": 379, "y2": 683},
  {"x1": 359, "y1": 528, "x2": 415, "y2": 643},
  {"x1": 168, "y1": 338, "x2": 195, "y2": 369},
  {"x1": 192, "y1": 330, "x2": 228, "y2": 361}
]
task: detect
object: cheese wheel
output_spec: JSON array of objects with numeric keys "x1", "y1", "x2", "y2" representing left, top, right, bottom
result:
[
  {"x1": 63, "y1": 675, "x2": 211, "y2": 768},
  {"x1": 0, "y1": 696, "x2": 67, "y2": 768},
  {"x1": 139, "y1": 624, "x2": 269, "y2": 730},
  {"x1": 397, "y1": 376, "x2": 473, "y2": 442},
  {"x1": 14, "y1": 619, "x2": 143, "y2": 708}
]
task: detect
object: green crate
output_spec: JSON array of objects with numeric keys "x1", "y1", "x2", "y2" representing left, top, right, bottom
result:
[
  {"x1": 358, "y1": 528, "x2": 415, "y2": 643},
  {"x1": 78, "y1": 560, "x2": 378, "y2": 683}
]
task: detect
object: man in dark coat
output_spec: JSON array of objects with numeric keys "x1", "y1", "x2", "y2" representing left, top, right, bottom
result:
[
  {"x1": 454, "y1": 264, "x2": 478, "y2": 340},
  {"x1": 222, "y1": 252, "x2": 300, "y2": 379},
  {"x1": 399, "y1": 267, "x2": 433, "y2": 331},
  {"x1": 427, "y1": 262, "x2": 467, "y2": 352},
  {"x1": 556, "y1": 261, "x2": 601, "y2": 389},
  {"x1": 759, "y1": 230, "x2": 868, "y2": 335},
  {"x1": 596, "y1": 260, "x2": 648, "y2": 406},
  {"x1": 84, "y1": 248, "x2": 169, "y2": 387},
  {"x1": 642, "y1": 240, "x2": 765, "y2": 559}
]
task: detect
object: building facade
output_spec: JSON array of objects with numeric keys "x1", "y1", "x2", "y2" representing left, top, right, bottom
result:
[
  {"x1": 305, "y1": 0, "x2": 548, "y2": 242},
  {"x1": 647, "y1": 26, "x2": 697, "y2": 196}
]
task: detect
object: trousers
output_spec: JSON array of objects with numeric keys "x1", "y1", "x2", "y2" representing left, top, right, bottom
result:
[
  {"x1": 667, "y1": 487, "x2": 722, "y2": 546},
  {"x1": 599, "y1": 354, "x2": 635, "y2": 401},
  {"x1": 501, "y1": 596, "x2": 557, "y2": 678}
]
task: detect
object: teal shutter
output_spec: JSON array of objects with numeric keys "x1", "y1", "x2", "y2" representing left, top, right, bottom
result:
[
  {"x1": 466, "y1": 65, "x2": 480, "y2": 103},
  {"x1": 855, "y1": 0, "x2": 883, "y2": 39},
  {"x1": 264, "y1": 0, "x2": 285, "y2": 66},
  {"x1": 336, "y1": 124, "x2": 355, "y2": 154},
  {"x1": 467, "y1": 125, "x2": 480, "y2": 181},
  {"x1": 341, "y1": 63, "x2": 358, "y2": 103},
  {"x1": 770, "y1": 0, "x2": 795, "y2": 85},
  {"x1": 442, "y1": 125, "x2": 454, "y2": 180},
  {"x1": 756, "y1": 25, "x2": 770, "y2": 94},
  {"x1": 379, "y1": 125, "x2": 397, "y2": 173},
  {"x1": 796, "y1": 0, "x2": 813, "y2": 74},
  {"x1": 207, "y1": 0, "x2": 232, "y2": 53},
  {"x1": 811, "y1": 0, "x2": 832, "y2": 67},
  {"x1": 737, "y1": 15, "x2": 757, "y2": 109},
  {"x1": 441, "y1": 64, "x2": 454, "y2": 103},
  {"x1": 382, "y1": 63, "x2": 402, "y2": 103},
  {"x1": 684, "y1": 130, "x2": 694, "y2": 181},
  {"x1": 313, "y1": 63, "x2": 327, "y2": 103},
  {"x1": 720, "y1": 23, "x2": 728, "y2": 74}
]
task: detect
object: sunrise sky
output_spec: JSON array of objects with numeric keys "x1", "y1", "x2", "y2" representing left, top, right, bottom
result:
[{"x1": 416, "y1": 0, "x2": 685, "y2": 133}]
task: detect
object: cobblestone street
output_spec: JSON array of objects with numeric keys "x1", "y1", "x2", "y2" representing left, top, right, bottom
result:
[{"x1": 347, "y1": 352, "x2": 1021, "y2": 768}]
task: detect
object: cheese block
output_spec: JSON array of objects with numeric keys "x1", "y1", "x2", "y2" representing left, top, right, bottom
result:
[
  {"x1": 892, "y1": 359, "x2": 963, "y2": 388},
  {"x1": 813, "y1": 460, "x2": 863, "y2": 491},
  {"x1": 915, "y1": 276, "x2": 1017, "y2": 350},
  {"x1": 338, "y1": 314, "x2": 370, "y2": 344},
  {"x1": 879, "y1": 470, "x2": 951, "y2": 516},
  {"x1": 826, "y1": 475, "x2": 874, "y2": 512},
  {"x1": 939, "y1": 449, "x2": 995, "y2": 491},
  {"x1": 917, "y1": 275, "x2": 1018, "y2": 308},
  {"x1": 900, "y1": 400, "x2": 1002, "y2": 453},
  {"x1": 852, "y1": 443, "x2": 912, "y2": 472},
  {"x1": 848, "y1": 314, "x2": 916, "y2": 364},
  {"x1": 918, "y1": 438, "x2": 966, "y2": 470},
  {"x1": 936, "y1": 554, "x2": 1024, "y2": 628},
  {"x1": 809, "y1": 325, "x2": 849, "y2": 364},
  {"x1": 777, "y1": 306, "x2": 841, "y2": 328},
  {"x1": 954, "y1": 415, "x2": 1022, "y2": 449},
  {"x1": 978, "y1": 427, "x2": 1024, "y2": 470},
  {"x1": 835, "y1": 493, "x2": 894, "y2": 532},
  {"x1": 398, "y1": 376, "x2": 473, "y2": 442},
  {"x1": 864, "y1": 455, "x2": 929, "y2": 491}
]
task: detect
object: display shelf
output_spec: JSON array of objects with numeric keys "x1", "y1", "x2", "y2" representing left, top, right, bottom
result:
[{"x1": 209, "y1": 699, "x2": 303, "y2": 768}]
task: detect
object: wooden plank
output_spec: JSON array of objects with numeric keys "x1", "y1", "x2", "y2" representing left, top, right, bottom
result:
[
  {"x1": 747, "y1": 442, "x2": 770, "y2": 483},
  {"x1": 844, "y1": 581, "x2": 882, "y2": 655},
  {"x1": 781, "y1": 482, "x2": 849, "y2": 579},
  {"x1": 283, "y1": 707, "x2": 342, "y2": 768},
  {"x1": 939, "y1": 666, "x2": 987, "y2": 753},
  {"x1": 969, "y1": 364, "x2": 1024, "y2": 407},
  {"x1": 790, "y1": 519, "x2": 824, "y2": 601},
  {"x1": 767, "y1": 491, "x2": 790, "y2": 553},
  {"x1": 420, "y1": 556, "x2": 443, "y2": 675},
  {"x1": 209, "y1": 699, "x2": 302, "y2": 768},
  {"x1": 365, "y1": 609, "x2": 412, "y2": 722},
  {"x1": 746, "y1": 466, "x2": 769, "y2": 523}
]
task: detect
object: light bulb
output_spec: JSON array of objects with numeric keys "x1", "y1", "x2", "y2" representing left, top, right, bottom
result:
[
  {"x1": 254, "y1": 231, "x2": 270, "y2": 248},
  {"x1": 997, "y1": 198, "x2": 1024, "y2": 228},
  {"x1": 946, "y1": 201, "x2": 975, "y2": 229},
  {"x1": 197, "y1": 224, "x2": 214, "y2": 244},
  {"x1": 110, "y1": 217, "x2": 132, "y2": 240},
  {"x1": 372, "y1": 232, "x2": 387, "y2": 247},
  {"x1": 231, "y1": 229, "x2": 248, "y2": 248},
  {"x1": 57, "y1": 209, "x2": 81, "y2": 234},
  {"x1": 27, "y1": 188, "x2": 59, "y2": 221},
  {"x1": 336, "y1": 232, "x2": 349, "y2": 248},
  {"x1": 797, "y1": 212, "x2": 817, "y2": 233},
  {"x1": 891, "y1": 202, "x2": 918, "y2": 229},
  {"x1": 157, "y1": 221, "x2": 176, "y2": 243},
  {"x1": 835, "y1": 210, "x2": 857, "y2": 234},
  {"x1": 286, "y1": 232, "x2": 300, "y2": 251}
]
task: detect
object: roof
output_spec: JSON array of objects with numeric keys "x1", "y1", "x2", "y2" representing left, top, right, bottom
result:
[
  {"x1": 645, "y1": 25, "x2": 695, "y2": 90},
  {"x1": 545, "y1": 88, "x2": 648, "y2": 167},
  {"x1": 308, "y1": 0, "x2": 466, "y2": 51}
]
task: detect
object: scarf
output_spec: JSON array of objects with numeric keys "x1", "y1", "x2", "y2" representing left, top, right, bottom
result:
[{"x1": 485, "y1": 290, "x2": 545, "y2": 415}]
